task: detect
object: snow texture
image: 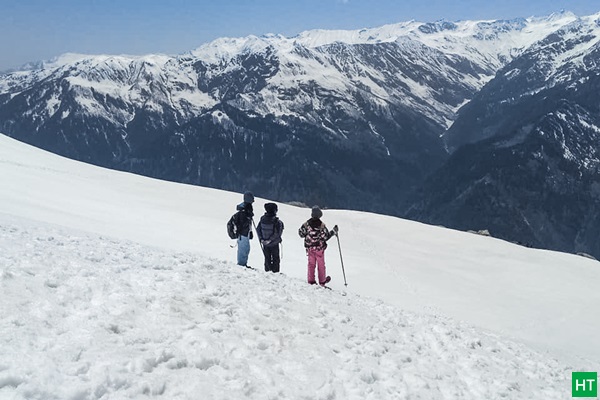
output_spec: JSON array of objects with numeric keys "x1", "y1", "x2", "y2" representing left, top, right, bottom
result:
[{"x1": 1, "y1": 133, "x2": 599, "y2": 399}]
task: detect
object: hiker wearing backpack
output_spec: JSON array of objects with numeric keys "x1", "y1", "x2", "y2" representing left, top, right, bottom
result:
[
  {"x1": 298, "y1": 206, "x2": 338, "y2": 286},
  {"x1": 256, "y1": 202, "x2": 284, "y2": 273},
  {"x1": 226, "y1": 191, "x2": 255, "y2": 268}
]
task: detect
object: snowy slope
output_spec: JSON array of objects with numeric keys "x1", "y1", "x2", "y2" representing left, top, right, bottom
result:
[
  {"x1": 1, "y1": 133, "x2": 600, "y2": 399},
  {"x1": 0, "y1": 216, "x2": 583, "y2": 400}
]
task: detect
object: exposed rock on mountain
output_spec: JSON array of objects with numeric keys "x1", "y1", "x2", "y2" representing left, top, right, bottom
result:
[
  {"x1": 408, "y1": 13, "x2": 600, "y2": 257},
  {"x1": 3, "y1": 12, "x2": 600, "y2": 258}
]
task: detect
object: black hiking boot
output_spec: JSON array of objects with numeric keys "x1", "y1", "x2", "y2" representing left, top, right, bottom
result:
[{"x1": 320, "y1": 276, "x2": 331, "y2": 286}]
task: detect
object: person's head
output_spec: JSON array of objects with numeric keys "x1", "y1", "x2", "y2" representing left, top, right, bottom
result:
[
  {"x1": 311, "y1": 206, "x2": 322, "y2": 219},
  {"x1": 243, "y1": 191, "x2": 254, "y2": 204},
  {"x1": 264, "y1": 202, "x2": 278, "y2": 215}
]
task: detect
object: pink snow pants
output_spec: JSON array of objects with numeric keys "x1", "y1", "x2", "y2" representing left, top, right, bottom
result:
[{"x1": 307, "y1": 248, "x2": 326, "y2": 284}]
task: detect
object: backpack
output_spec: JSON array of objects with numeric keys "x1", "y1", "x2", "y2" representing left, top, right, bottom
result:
[
  {"x1": 260, "y1": 217, "x2": 279, "y2": 240},
  {"x1": 259, "y1": 216, "x2": 281, "y2": 241},
  {"x1": 227, "y1": 214, "x2": 238, "y2": 239}
]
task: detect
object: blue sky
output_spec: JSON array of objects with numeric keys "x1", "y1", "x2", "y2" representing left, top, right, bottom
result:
[{"x1": 1, "y1": 0, "x2": 598, "y2": 71}]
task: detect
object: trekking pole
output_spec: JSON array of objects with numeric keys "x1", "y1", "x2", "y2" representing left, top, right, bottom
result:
[{"x1": 335, "y1": 231, "x2": 348, "y2": 287}]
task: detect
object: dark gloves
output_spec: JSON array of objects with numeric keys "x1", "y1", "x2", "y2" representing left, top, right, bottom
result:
[
  {"x1": 249, "y1": 231, "x2": 254, "y2": 240},
  {"x1": 332, "y1": 225, "x2": 339, "y2": 236}
]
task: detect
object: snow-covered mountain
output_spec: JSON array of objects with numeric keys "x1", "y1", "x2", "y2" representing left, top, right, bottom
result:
[
  {"x1": 1, "y1": 132, "x2": 599, "y2": 399},
  {"x1": 409, "y1": 12, "x2": 600, "y2": 258},
  {"x1": 444, "y1": 12, "x2": 600, "y2": 150},
  {"x1": 0, "y1": 12, "x2": 580, "y2": 215},
  {"x1": 2, "y1": 11, "x2": 600, "y2": 258}
]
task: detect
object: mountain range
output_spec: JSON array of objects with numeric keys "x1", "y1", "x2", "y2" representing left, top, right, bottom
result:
[
  {"x1": 1, "y1": 10, "x2": 599, "y2": 258},
  {"x1": 407, "y1": 12, "x2": 600, "y2": 257}
]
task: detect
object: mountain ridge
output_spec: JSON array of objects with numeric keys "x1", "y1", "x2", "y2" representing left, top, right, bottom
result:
[
  {"x1": 409, "y1": 12, "x2": 600, "y2": 257},
  {"x1": 1, "y1": 11, "x2": 599, "y2": 256}
]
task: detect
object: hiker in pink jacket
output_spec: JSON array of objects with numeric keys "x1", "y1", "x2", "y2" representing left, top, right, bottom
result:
[{"x1": 298, "y1": 206, "x2": 338, "y2": 286}]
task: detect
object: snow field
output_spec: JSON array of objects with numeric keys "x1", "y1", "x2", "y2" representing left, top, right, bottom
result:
[
  {"x1": 0, "y1": 217, "x2": 591, "y2": 400},
  {"x1": 1, "y1": 133, "x2": 600, "y2": 399}
]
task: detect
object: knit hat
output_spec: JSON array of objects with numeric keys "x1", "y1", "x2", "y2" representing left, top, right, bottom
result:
[
  {"x1": 243, "y1": 191, "x2": 254, "y2": 204},
  {"x1": 311, "y1": 206, "x2": 322, "y2": 219},
  {"x1": 264, "y1": 202, "x2": 278, "y2": 214}
]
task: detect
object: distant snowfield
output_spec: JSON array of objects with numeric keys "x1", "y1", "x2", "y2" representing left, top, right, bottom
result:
[{"x1": 1, "y1": 133, "x2": 599, "y2": 399}]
